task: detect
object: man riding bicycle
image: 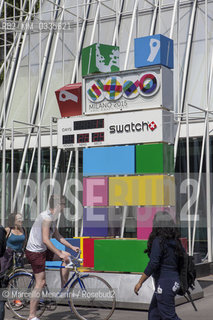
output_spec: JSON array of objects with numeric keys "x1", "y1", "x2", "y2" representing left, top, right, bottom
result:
[{"x1": 25, "y1": 194, "x2": 79, "y2": 320}]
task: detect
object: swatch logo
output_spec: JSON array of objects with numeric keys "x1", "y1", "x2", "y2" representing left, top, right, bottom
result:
[{"x1": 109, "y1": 121, "x2": 157, "y2": 134}]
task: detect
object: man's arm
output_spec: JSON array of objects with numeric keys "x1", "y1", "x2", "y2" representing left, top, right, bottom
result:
[
  {"x1": 42, "y1": 220, "x2": 70, "y2": 263},
  {"x1": 53, "y1": 228, "x2": 80, "y2": 253}
]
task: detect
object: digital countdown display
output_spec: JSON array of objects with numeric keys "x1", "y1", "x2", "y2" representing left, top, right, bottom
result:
[
  {"x1": 57, "y1": 110, "x2": 174, "y2": 148},
  {"x1": 74, "y1": 119, "x2": 104, "y2": 130}
]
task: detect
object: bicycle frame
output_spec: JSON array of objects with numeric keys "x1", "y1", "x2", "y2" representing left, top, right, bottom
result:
[
  {"x1": 9, "y1": 266, "x2": 89, "y2": 296},
  {"x1": 45, "y1": 264, "x2": 89, "y2": 297}
]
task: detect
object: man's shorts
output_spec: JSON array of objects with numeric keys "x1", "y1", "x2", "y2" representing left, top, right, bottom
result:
[{"x1": 25, "y1": 249, "x2": 61, "y2": 274}]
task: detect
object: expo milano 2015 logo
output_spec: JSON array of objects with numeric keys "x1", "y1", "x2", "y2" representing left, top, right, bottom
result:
[{"x1": 86, "y1": 71, "x2": 161, "y2": 113}]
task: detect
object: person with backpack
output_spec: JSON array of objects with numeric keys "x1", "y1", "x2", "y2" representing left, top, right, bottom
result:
[
  {"x1": 0, "y1": 224, "x2": 7, "y2": 320},
  {"x1": 134, "y1": 211, "x2": 184, "y2": 320}
]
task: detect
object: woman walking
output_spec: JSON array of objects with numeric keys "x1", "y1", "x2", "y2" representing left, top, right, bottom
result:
[{"x1": 134, "y1": 211, "x2": 183, "y2": 320}]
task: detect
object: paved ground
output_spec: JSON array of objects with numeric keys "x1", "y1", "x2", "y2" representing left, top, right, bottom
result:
[{"x1": 5, "y1": 277, "x2": 213, "y2": 320}]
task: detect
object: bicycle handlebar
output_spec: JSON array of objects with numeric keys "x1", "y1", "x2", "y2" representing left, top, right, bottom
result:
[{"x1": 65, "y1": 250, "x2": 83, "y2": 268}]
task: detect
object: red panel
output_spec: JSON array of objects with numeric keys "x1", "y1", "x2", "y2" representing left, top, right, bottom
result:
[
  {"x1": 55, "y1": 83, "x2": 82, "y2": 117},
  {"x1": 83, "y1": 238, "x2": 104, "y2": 268},
  {"x1": 180, "y1": 238, "x2": 188, "y2": 252}
]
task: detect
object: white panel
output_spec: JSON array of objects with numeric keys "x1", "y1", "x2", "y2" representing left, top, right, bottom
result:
[
  {"x1": 83, "y1": 66, "x2": 173, "y2": 114},
  {"x1": 46, "y1": 271, "x2": 203, "y2": 309},
  {"x1": 57, "y1": 109, "x2": 174, "y2": 149}
]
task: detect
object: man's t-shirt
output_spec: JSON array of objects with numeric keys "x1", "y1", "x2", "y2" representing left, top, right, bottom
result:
[{"x1": 26, "y1": 210, "x2": 57, "y2": 253}]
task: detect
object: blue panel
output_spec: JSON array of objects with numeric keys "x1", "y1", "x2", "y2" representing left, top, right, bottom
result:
[
  {"x1": 50, "y1": 239, "x2": 65, "y2": 251},
  {"x1": 45, "y1": 261, "x2": 62, "y2": 268},
  {"x1": 83, "y1": 208, "x2": 108, "y2": 237},
  {"x1": 83, "y1": 145, "x2": 135, "y2": 176},
  {"x1": 65, "y1": 238, "x2": 80, "y2": 257},
  {"x1": 134, "y1": 34, "x2": 173, "y2": 69},
  {"x1": 45, "y1": 239, "x2": 80, "y2": 268},
  {"x1": 45, "y1": 240, "x2": 64, "y2": 268}
]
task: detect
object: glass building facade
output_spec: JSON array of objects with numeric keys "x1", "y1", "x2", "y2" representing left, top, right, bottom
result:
[{"x1": 0, "y1": 0, "x2": 213, "y2": 263}]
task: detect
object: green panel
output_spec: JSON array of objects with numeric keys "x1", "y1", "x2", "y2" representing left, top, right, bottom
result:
[
  {"x1": 136, "y1": 144, "x2": 164, "y2": 173},
  {"x1": 94, "y1": 239, "x2": 149, "y2": 272},
  {"x1": 82, "y1": 43, "x2": 119, "y2": 77},
  {"x1": 136, "y1": 143, "x2": 174, "y2": 174}
]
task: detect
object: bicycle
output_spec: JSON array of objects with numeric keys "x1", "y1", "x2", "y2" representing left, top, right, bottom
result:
[
  {"x1": 4, "y1": 251, "x2": 29, "y2": 309},
  {"x1": 6, "y1": 252, "x2": 116, "y2": 320},
  {"x1": 8, "y1": 251, "x2": 27, "y2": 277}
]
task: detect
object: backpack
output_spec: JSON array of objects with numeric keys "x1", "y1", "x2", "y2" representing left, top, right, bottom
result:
[
  {"x1": 178, "y1": 251, "x2": 197, "y2": 311},
  {"x1": 0, "y1": 225, "x2": 6, "y2": 257}
]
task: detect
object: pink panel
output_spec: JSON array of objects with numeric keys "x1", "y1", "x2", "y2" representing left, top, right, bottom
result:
[
  {"x1": 137, "y1": 207, "x2": 176, "y2": 240},
  {"x1": 83, "y1": 177, "x2": 108, "y2": 206}
]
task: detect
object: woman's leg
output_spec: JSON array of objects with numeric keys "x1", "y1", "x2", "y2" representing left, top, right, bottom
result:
[{"x1": 148, "y1": 293, "x2": 161, "y2": 320}]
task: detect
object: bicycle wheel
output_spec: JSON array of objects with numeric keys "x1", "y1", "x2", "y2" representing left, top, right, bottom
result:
[
  {"x1": 69, "y1": 275, "x2": 116, "y2": 320},
  {"x1": 7, "y1": 272, "x2": 46, "y2": 320},
  {"x1": 5, "y1": 270, "x2": 29, "y2": 310}
]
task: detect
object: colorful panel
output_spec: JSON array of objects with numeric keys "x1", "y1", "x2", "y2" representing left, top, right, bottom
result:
[
  {"x1": 73, "y1": 237, "x2": 89, "y2": 260},
  {"x1": 180, "y1": 238, "x2": 188, "y2": 252},
  {"x1": 83, "y1": 208, "x2": 108, "y2": 236},
  {"x1": 83, "y1": 177, "x2": 108, "y2": 206},
  {"x1": 45, "y1": 261, "x2": 62, "y2": 268},
  {"x1": 50, "y1": 239, "x2": 65, "y2": 251},
  {"x1": 137, "y1": 207, "x2": 176, "y2": 240},
  {"x1": 83, "y1": 238, "x2": 104, "y2": 268},
  {"x1": 136, "y1": 143, "x2": 174, "y2": 174},
  {"x1": 82, "y1": 43, "x2": 119, "y2": 77},
  {"x1": 45, "y1": 239, "x2": 65, "y2": 268},
  {"x1": 109, "y1": 175, "x2": 175, "y2": 206},
  {"x1": 83, "y1": 145, "x2": 135, "y2": 176},
  {"x1": 134, "y1": 34, "x2": 173, "y2": 69},
  {"x1": 108, "y1": 207, "x2": 122, "y2": 237},
  {"x1": 94, "y1": 239, "x2": 149, "y2": 272},
  {"x1": 55, "y1": 83, "x2": 82, "y2": 117},
  {"x1": 65, "y1": 238, "x2": 81, "y2": 258}
]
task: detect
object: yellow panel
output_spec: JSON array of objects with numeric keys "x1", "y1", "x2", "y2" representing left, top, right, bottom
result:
[
  {"x1": 143, "y1": 175, "x2": 164, "y2": 205},
  {"x1": 74, "y1": 237, "x2": 90, "y2": 260},
  {"x1": 109, "y1": 175, "x2": 175, "y2": 206},
  {"x1": 109, "y1": 176, "x2": 144, "y2": 206},
  {"x1": 164, "y1": 175, "x2": 176, "y2": 206}
]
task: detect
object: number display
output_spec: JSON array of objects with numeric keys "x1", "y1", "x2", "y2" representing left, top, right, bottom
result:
[
  {"x1": 92, "y1": 132, "x2": 105, "y2": 142},
  {"x1": 74, "y1": 119, "x2": 104, "y2": 130},
  {"x1": 62, "y1": 135, "x2": 74, "y2": 144},
  {"x1": 77, "y1": 133, "x2": 89, "y2": 143}
]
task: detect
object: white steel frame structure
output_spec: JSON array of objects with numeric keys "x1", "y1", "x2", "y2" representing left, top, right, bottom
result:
[{"x1": 0, "y1": 0, "x2": 213, "y2": 263}]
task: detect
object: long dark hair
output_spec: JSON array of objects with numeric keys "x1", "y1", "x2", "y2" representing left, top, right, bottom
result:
[
  {"x1": 7, "y1": 213, "x2": 22, "y2": 228},
  {"x1": 145, "y1": 211, "x2": 183, "y2": 257}
]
